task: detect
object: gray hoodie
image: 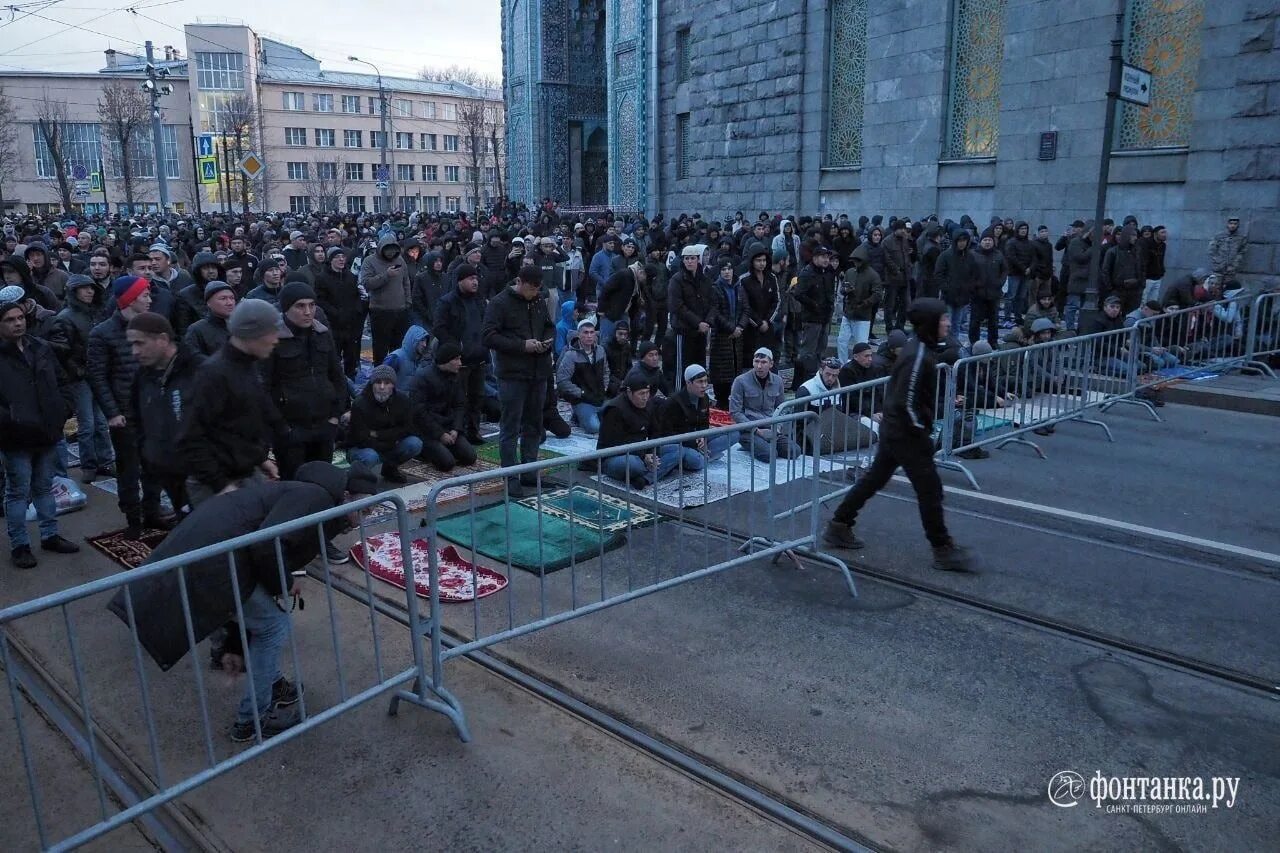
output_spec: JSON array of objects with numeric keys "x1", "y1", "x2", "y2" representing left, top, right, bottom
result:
[{"x1": 359, "y1": 234, "x2": 409, "y2": 311}]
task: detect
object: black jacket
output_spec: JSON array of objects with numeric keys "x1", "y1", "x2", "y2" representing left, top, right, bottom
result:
[
  {"x1": 261, "y1": 319, "x2": 348, "y2": 427},
  {"x1": 434, "y1": 285, "x2": 488, "y2": 366},
  {"x1": 406, "y1": 362, "x2": 465, "y2": 438},
  {"x1": 183, "y1": 315, "x2": 229, "y2": 357},
  {"x1": 129, "y1": 345, "x2": 206, "y2": 477},
  {"x1": 596, "y1": 392, "x2": 655, "y2": 454},
  {"x1": 655, "y1": 386, "x2": 710, "y2": 448},
  {"x1": 482, "y1": 285, "x2": 555, "y2": 381},
  {"x1": 667, "y1": 266, "x2": 714, "y2": 335},
  {"x1": 106, "y1": 477, "x2": 339, "y2": 670},
  {"x1": 176, "y1": 343, "x2": 283, "y2": 493},
  {"x1": 599, "y1": 269, "x2": 641, "y2": 322},
  {"x1": 971, "y1": 246, "x2": 1007, "y2": 302},
  {"x1": 0, "y1": 334, "x2": 72, "y2": 450},
  {"x1": 934, "y1": 246, "x2": 979, "y2": 307},
  {"x1": 792, "y1": 263, "x2": 835, "y2": 324},
  {"x1": 46, "y1": 297, "x2": 99, "y2": 380},
  {"x1": 1004, "y1": 232, "x2": 1035, "y2": 277},
  {"x1": 881, "y1": 301, "x2": 946, "y2": 441},
  {"x1": 1030, "y1": 237, "x2": 1054, "y2": 281},
  {"x1": 348, "y1": 385, "x2": 416, "y2": 453},
  {"x1": 87, "y1": 312, "x2": 139, "y2": 420},
  {"x1": 314, "y1": 263, "x2": 364, "y2": 340},
  {"x1": 837, "y1": 360, "x2": 886, "y2": 416},
  {"x1": 412, "y1": 254, "x2": 447, "y2": 325},
  {"x1": 172, "y1": 282, "x2": 207, "y2": 338}
]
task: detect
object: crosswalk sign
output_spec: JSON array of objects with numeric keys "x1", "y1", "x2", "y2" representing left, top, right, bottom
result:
[
  {"x1": 90, "y1": 172, "x2": 101, "y2": 191},
  {"x1": 198, "y1": 157, "x2": 219, "y2": 184}
]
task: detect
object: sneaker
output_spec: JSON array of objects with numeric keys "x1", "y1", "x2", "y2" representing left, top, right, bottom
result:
[
  {"x1": 381, "y1": 464, "x2": 407, "y2": 484},
  {"x1": 11, "y1": 546, "x2": 37, "y2": 570},
  {"x1": 956, "y1": 447, "x2": 991, "y2": 460},
  {"x1": 932, "y1": 543, "x2": 976, "y2": 573},
  {"x1": 272, "y1": 676, "x2": 302, "y2": 707},
  {"x1": 229, "y1": 704, "x2": 301, "y2": 743},
  {"x1": 822, "y1": 521, "x2": 866, "y2": 550},
  {"x1": 40, "y1": 535, "x2": 81, "y2": 554},
  {"x1": 324, "y1": 542, "x2": 350, "y2": 564}
]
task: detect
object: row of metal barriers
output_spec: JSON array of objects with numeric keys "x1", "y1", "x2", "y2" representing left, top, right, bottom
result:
[{"x1": 2, "y1": 290, "x2": 1275, "y2": 850}]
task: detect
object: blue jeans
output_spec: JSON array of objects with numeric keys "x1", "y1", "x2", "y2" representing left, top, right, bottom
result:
[
  {"x1": 1097, "y1": 356, "x2": 1129, "y2": 377},
  {"x1": 602, "y1": 454, "x2": 652, "y2": 486},
  {"x1": 497, "y1": 377, "x2": 548, "y2": 467},
  {"x1": 597, "y1": 316, "x2": 618, "y2": 347},
  {"x1": 836, "y1": 318, "x2": 871, "y2": 363},
  {"x1": 348, "y1": 435, "x2": 423, "y2": 468},
  {"x1": 658, "y1": 443, "x2": 707, "y2": 477},
  {"x1": 572, "y1": 402, "x2": 603, "y2": 434},
  {"x1": 236, "y1": 585, "x2": 292, "y2": 725},
  {"x1": 949, "y1": 305, "x2": 970, "y2": 337},
  {"x1": 67, "y1": 379, "x2": 114, "y2": 473},
  {"x1": 1140, "y1": 349, "x2": 1179, "y2": 370},
  {"x1": 3, "y1": 446, "x2": 59, "y2": 549},
  {"x1": 740, "y1": 431, "x2": 802, "y2": 463},
  {"x1": 1064, "y1": 295, "x2": 1082, "y2": 331},
  {"x1": 1004, "y1": 275, "x2": 1025, "y2": 320}
]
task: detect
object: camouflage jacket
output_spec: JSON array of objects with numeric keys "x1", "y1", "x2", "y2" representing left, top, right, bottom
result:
[{"x1": 1208, "y1": 231, "x2": 1246, "y2": 276}]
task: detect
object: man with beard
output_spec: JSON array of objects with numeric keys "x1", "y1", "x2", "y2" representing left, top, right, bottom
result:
[{"x1": 347, "y1": 364, "x2": 421, "y2": 483}]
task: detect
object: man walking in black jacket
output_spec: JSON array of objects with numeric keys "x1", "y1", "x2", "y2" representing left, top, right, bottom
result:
[
  {"x1": 822, "y1": 298, "x2": 973, "y2": 572},
  {"x1": 0, "y1": 297, "x2": 80, "y2": 568},
  {"x1": 483, "y1": 267, "x2": 555, "y2": 496},
  {"x1": 127, "y1": 313, "x2": 205, "y2": 527}
]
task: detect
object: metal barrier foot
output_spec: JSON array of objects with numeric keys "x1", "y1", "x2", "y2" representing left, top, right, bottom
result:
[
  {"x1": 995, "y1": 436, "x2": 1045, "y2": 459},
  {"x1": 1241, "y1": 360, "x2": 1276, "y2": 379},
  {"x1": 1102, "y1": 397, "x2": 1162, "y2": 422},
  {"x1": 794, "y1": 546, "x2": 858, "y2": 598},
  {"x1": 388, "y1": 680, "x2": 472, "y2": 743},
  {"x1": 741, "y1": 536, "x2": 804, "y2": 569},
  {"x1": 935, "y1": 457, "x2": 980, "y2": 491},
  {"x1": 1072, "y1": 415, "x2": 1114, "y2": 442}
]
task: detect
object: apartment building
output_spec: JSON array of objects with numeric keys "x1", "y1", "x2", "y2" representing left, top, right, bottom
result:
[{"x1": 1, "y1": 22, "x2": 504, "y2": 215}]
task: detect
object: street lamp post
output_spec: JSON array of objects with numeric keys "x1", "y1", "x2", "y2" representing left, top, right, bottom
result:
[
  {"x1": 349, "y1": 55, "x2": 389, "y2": 214},
  {"x1": 142, "y1": 41, "x2": 173, "y2": 213}
]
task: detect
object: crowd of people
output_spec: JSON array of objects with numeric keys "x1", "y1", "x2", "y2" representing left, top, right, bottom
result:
[{"x1": 0, "y1": 205, "x2": 1261, "y2": 571}]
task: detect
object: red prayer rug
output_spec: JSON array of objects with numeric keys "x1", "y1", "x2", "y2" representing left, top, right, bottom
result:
[{"x1": 349, "y1": 533, "x2": 508, "y2": 603}]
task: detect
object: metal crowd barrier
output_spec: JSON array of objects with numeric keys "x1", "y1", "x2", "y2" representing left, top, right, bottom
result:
[
  {"x1": 1128, "y1": 292, "x2": 1260, "y2": 397},
  {"x1": 406, "y1": 411, "x2": 858, "y2": 742},
  {"x1": 1242, "y1": 291, "x2": 1280, "y2": 378},
  {"x1": 0, "y1": 493, "x2": 446, "y2": 852}
]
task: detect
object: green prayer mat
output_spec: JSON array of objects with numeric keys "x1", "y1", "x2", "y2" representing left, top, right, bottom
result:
[
  {"x1": 474, "y1": 443, "x2": 566, "y2": 470},
  {"x1": 435, "y1": 501, "x2": 624, "y2": 574},
  {"x1": 523, "y1": 486, "x2": 658, "y2": 533}
]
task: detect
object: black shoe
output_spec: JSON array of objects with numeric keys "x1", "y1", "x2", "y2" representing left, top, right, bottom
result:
[
  {"x1": 822, "y1": 521, "x2": 865, "y2": 549},
  {"x1": 123, "y1": 524, "x2": 143, "y2": 542},
  {"x1": 956, "y1": 447, "x2": 991, "y2": 460},
  {"x1": 40, "y1": 535, "x2": 81, "y2": 554},
  {"x1": 324, "y1": 542, "x2": 350, "y2": 565},
  {"x1": 381, "y1": 464, "x2": 407, "y2": 484},
  {"x1": 11, "y1": 546, "x2": 37, "y2": 570},
  {"x1": 519, "y1": 471, "x2": 541, "y2": 488},
  {"x1": 1032, "y1": 426, "x2": 1054, "y2": 436},
  {"x1": 466, "y1": 433, "x2": 487, "y2": 445},
  {"x1": 97, "y1": 464, "x2": 116, "y2": 478},
  {"x1": 80, "y1": 468, "x2": 99, "y2": 484},
  {"x1": 272, "y1": 676, "x2": 302, "y2": 707},
  {"x1": 544, "y1": 415, "x2": 572, "y2": 439},
  {"x1": 506, "y1": 477, "x2": 524, "y2": 499},
  {"x1": 230, "y1": 704, "x2": 301, "y2": 743},
  {"x1": 143, "y1": 513, "x2": 178, "y2": 531},
  {"x1": 932, "y1": 543, "x2": 976, "y2": 573}
]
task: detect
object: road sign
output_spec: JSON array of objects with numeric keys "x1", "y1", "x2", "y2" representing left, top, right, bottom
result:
[
  {"x1": 375, "y1": 165, "x2": 389, "y2": 182},
  {"x1": 1119, "y1": 63, "x2": 1152, "y2": 107},
  {"x1": 375, "y1": 180, "x2": 389, "y2": 191},
  {"x1": 1038, "y1": 131, "x2": 1058, "y2": 161},
  {"x1": 238, "y1": 153, "x2": 264, "y2": 178},
  {"x1": 198, "y1": 157, "x2": 219, "y2": 184},
  {"x1": 90, "y1": 172, "x2": 102, "y2": 191},
  {"x1": 74, "y1": 189, "x2": 91, "y2": 199},
  {"x1": 196, "y1": 134, "x2": 215, "y2": 158},
  {"x1": 70, "y1": 163, "x2": 88, "y2": 181}
]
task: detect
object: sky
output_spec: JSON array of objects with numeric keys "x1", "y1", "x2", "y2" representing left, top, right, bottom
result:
[{"x1": 0, "y1": 0, "x2": 503, "y2": 81}]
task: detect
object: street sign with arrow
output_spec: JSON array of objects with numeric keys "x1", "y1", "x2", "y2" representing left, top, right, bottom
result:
[
  {"x1": 1119, "y1": 63, "x2": 1152, "y2": 107},
  {"x1": 196, "y1": 134, "x2": 215, "y2": 158}
]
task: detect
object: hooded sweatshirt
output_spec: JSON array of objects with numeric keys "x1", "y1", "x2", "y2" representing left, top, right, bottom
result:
[
  {"x1": 881, "y1": 298, "x2": 946, "y2": 439},
  {"x1": 384, "y1": 324, "x2": 431, "y2": 386},
  {"x1": 359, "y1": 234, "x2": 409, "y2": 311}
]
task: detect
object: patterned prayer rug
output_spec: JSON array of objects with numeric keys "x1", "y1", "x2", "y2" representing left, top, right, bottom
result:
[{"x1": 349, "y1": 533, "x2": 507, "y2": 603}]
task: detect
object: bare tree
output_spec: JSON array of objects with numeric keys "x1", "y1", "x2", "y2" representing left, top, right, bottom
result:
[
  {"x1": 0, "y1": 85, "x2": 18, "y2": 210},
  {"x1": 98, "y1": 80, "x2": 151, "y2": 214},
  {"x1": 488, "y1": 108, "x2": 506, "y2": 205},
  {"x1": 302, "y1": 158, "x2": 349, "y2": 212},
  {"x1": 418, "y1": 64, "x2": 501, "y2": 91},
  {"x1": 457, "y1": 100, "x2": 489, "y2": 211},
  {"x1": 218, "y1": 93, "x2": 258, "y2": 214},
  {"x1": 34, "y1": 93, "x2": 75, "y2": 211}
]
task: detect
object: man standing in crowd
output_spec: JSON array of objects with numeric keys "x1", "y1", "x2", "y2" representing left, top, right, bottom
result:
[
  {"x1": 432, "y1": 261, "x2": 488, "y2": 443},
  {"x1": 261, "y1": 282, "x2": 348, "y2": 480},
  {"x1": 668, "y1": 244, "x2": 712, "y2": 378},
  {"x1": 184, "y1": 281, "x2": 236, "y2": 356},
  {"x1": 360, "y1": 235, "x2": 410, "y2": 364},
  {"x1": 1209, "y1": 216, "x2": 1246, "y2": 286},
  {"x1": 483, "y1": 266, "x2": 555, "y2": 497},
  {"x1": 46, "y1": 275, "x2": 114, "y2": 483},
  {"x1": 791, "y1": 245, "x2": 835, "y2": 384},
  {"x1": 822, "y1": 298, "x2": 973, "y2": 573},
  {"x1": 0, "y1": 295, "x2": 80, "y2": 568},
  {"x1": 313, "y1": 246, "x2": 363, "y2": 379},
  {"x1": 246, "y1": 257, "x2": 286, "y2": 305}
]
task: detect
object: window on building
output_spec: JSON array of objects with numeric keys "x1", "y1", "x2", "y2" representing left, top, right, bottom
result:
[
  {"x1": 943, "y1": 0, "x2": 1007, "y2": 159},
  {"x1": 372, "y1": 195, "x2": 388, "y2": 213},
  {"x1": 314, "y1": 93, "x2": 334, "y2": 112},
  {"x1": 396, "y1": 164, "x2": 415, "y2": 182},
  {"x1": 315, "y1": 128, "x2": 336, "y2": 147},
  {"x1": 368, "y1": 96, "x2": 378, "y2": 115},
  {"x1": 370, "y1": 131, "x2": 386, "y2": 149},
  {"x1": 424, "y1": 195, "x2": 441, "y2": 213},
  {"x1": 466, "y1": 166, "x2": 478, "y2": 184},
  {"x1": 195, "y1": 52, "x2": 244, "y2": 90},
  {"x1": 676, "y1": 28, "x2": 692, "y2": 83},
  {"x1": 344, "y1": 129, "x2": 362, "y2": 148},
  {"x1": 485, "y1": 166, "x2": 496, "y2": 184},
  {"x1": 445, "y1": 195, "x2": 460, "y2": 210},
  {"x1": 395, "y1": 132, "x2": 413, "y2": 150},
  {"x1": 399, "y1": 196, "x2": 417, "y2": 213},
  {"x1": 421, "y1": 101, "x2": 436, "y2": 119},
  {"x1": 393, "y1": 98, "x2": 413, "y2": 117},
  {"x1": 345, "y1": 162, "x2": 365, "y2": 181},
  {"x1": 289, "y1": 196, "x2": 313, "y2": 213},
  {"x1": 422, "y1": 133, "x2": 437, "y2": 151},
  {"x1": 316, "y1": 161, "x2": 338, "y2": 180},
  {"x1": 1117, "y1": 0, "x2": 1203, "y2": 150},
  {"x1": 676, "y1": 113, "x2": 690, "y2": 178},
  {"x1": 341, "y1": 94, "x2": 361, "y2": 113},
  {"x1": 107, "y1": 125, "x2": 180, "y2": 179},
  {"x1": 346, "y1": 195, "x2": 366, "y2": 213},
  {"x1": 443, "y1": 134, "x2": 458, "y2": 152},
  {"x1": 284, "y1": 127, "x2": 307, "y2": 146},
  {"x1": 442, "y1": 102, "x2": 457, "y2": 121},
  {"x1": 423, "y1": 164, "x2": 438, "y2": 182},
  {"x1": 826, "y1": 0, "x2": 868, "y2": 167},
  {"x1": 33, "y1": 122, "x2": 100, "y2": 178},
  {"x1": 444, "y1": 165, "x2": 459, "y2": 182},
  {"x1": 287, "y1": 161, "x2": 309, "y2": 180},
  {"x1": 283, "y1": 92, "x2": 305, "y2": 111}
]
